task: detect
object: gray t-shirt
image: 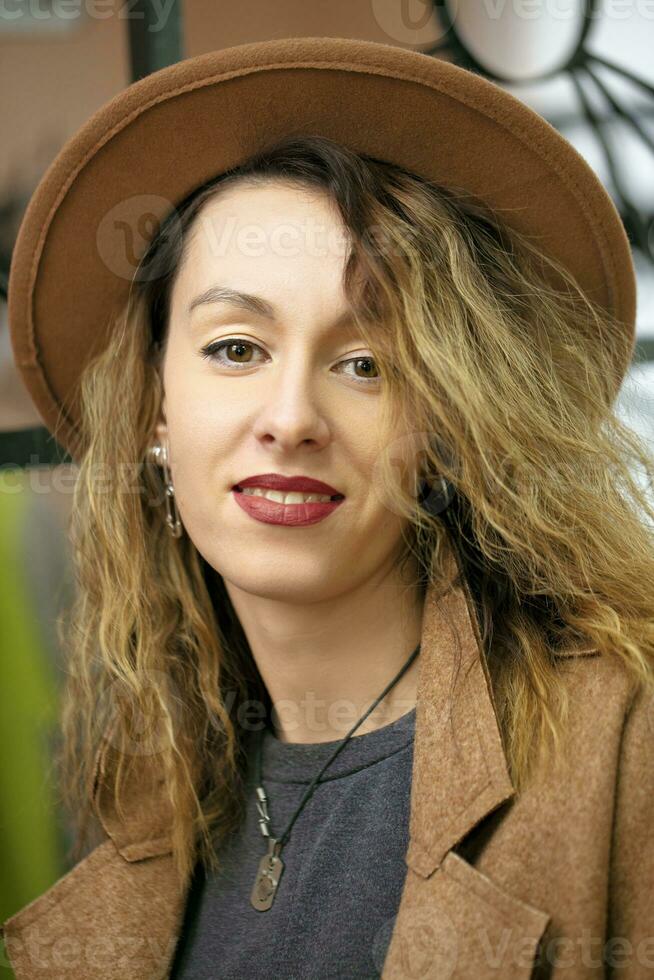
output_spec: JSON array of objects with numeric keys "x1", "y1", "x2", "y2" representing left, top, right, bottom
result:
[{"x1": 170, "y1": 705, "x2": 416, "y2": 979}]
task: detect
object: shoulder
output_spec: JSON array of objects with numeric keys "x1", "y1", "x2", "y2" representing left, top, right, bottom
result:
[
  {"x1": 549, "y1": 645, "x2": 653, "y2": 767},
  {"x1": 599, "y1": 664, "x2": 654, "y2": 957}
]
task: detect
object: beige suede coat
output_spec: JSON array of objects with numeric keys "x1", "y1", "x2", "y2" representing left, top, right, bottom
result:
[{"x1": 2, "y1": 541, "x2": 653, "y2": 979}]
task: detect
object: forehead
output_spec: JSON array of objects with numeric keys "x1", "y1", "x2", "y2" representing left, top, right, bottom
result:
[
  {"x1": 170, "y1": 181, "x2": 356, "y2": 319},
  {"x1": 186, "y1": 181, "x2": 349, "y2": 268}
]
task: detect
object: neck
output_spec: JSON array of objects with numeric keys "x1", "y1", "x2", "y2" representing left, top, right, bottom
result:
[{"x1": 223, "y1": 556, "x2": 425, "y2": 744}]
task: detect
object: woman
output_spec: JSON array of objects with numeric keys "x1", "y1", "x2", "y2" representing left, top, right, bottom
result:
[{"x1": 1, "y1": 37, "x2": 653, "y2": 980}]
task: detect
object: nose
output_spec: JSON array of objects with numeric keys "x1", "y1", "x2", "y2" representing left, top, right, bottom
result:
[{"x1": 251, "y1": 356, "x2": 331, "y2": 452}]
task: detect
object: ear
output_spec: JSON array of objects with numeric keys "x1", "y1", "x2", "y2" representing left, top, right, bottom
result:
[
  {"x1": 154, "y1": 420, "x2": 168, "y2": 447},
  {"x1": 154, "y1": 397, "x2": 168, "y2": 454}
]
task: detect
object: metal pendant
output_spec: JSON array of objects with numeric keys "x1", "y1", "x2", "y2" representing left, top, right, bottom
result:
[{"x1": 250, "y1": 837, "x2": 285, "y2": 911}]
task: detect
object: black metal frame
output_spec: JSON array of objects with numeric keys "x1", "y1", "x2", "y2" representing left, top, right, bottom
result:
[
  {"x1": 0, "y1": 426, "x2": 72, "y2": 470},
  {"x1": 431, "y1": 0, "x2": 654, "y2": 267},
  {"x1": 126, "y1": 0, "x2": 183, "y2": 82}
]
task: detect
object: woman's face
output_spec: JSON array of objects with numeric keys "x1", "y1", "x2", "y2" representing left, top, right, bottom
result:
[{"x1": 156, "y1": 180, "x2": 414, "y2": 603}]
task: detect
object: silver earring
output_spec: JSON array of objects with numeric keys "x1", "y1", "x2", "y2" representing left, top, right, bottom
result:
[{"x1": 148, "y1": 443, "x2": 183, "y2": 538}]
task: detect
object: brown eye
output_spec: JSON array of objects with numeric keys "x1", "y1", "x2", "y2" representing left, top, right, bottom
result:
[
  {"x1": 332, "y1": 355, "x2": 381, "y2": 384},
  {"x1": 226, "y1": 341, "x2": 253, "y2": 363},
  {"x1": 200, "y1": 339, "x2": 264, "y2": 366},
  {"x1": 353, "y1": 357, "x2": 379, "y2": 380}
]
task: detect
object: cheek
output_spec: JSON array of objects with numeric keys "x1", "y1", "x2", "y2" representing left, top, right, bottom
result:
[
  {"x1": 163, "y1": 369, "x2": 247, "y2": 453},
  {"x1": 164, "y1": 342, "x2": 260, "y2": 426},
  {"x1": 347, "y1": 417, "x2": 397, "y2": 487},
  {"x1": 163, "y1": 404, "x2": 236, "y2": 505}
]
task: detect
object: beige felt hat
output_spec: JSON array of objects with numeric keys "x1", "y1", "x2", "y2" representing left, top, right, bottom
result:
[{"x1": 8, "y1": 35, "x2": 637, "y2": 462}]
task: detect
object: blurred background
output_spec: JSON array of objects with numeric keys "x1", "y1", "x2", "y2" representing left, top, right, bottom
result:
[{"x1": 1, "y1": 2, "x2": 653, "y2": 972}]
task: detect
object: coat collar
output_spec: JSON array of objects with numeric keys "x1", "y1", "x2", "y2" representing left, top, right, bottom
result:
[{"x1": 1, "y1": 533, "x2": 597, "y2": 978}]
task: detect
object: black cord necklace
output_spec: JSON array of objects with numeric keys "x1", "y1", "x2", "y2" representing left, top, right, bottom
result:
[{"x1": 249, "y1": 641, "x2": 421, "y2": 911}]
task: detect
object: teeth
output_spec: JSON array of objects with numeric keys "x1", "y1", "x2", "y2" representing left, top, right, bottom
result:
[{"x1": 241, "y1": 487, "x2": 334, "y2": 504}]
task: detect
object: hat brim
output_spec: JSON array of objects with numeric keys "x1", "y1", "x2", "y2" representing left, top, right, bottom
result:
[{"x1": 8, "y1": 36, "x2": 636, "y2": 460}]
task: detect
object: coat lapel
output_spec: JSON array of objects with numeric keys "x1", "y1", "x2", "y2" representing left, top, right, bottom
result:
[
  {"x1": 404, "y1": 538, "x2": 515, "y2": 877},
  {"x1": 381, "y1": 539, "x2": 552, "y2": 977},
  {"x1": 3, "y1": 534, "x2": 573, "y2": 979}
]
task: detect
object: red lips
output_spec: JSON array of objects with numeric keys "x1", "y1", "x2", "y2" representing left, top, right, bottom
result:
[{"x1": 233, "y1": 473, "x2": 344, "y2": 499}]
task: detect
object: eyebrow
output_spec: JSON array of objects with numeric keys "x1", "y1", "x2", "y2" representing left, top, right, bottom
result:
[
  {"x1": 187, "y1": 284, "x2": 356, "y2": 329},
  {"x1": 187, "y1": 285, "x2": 276, "y2": 319}
]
